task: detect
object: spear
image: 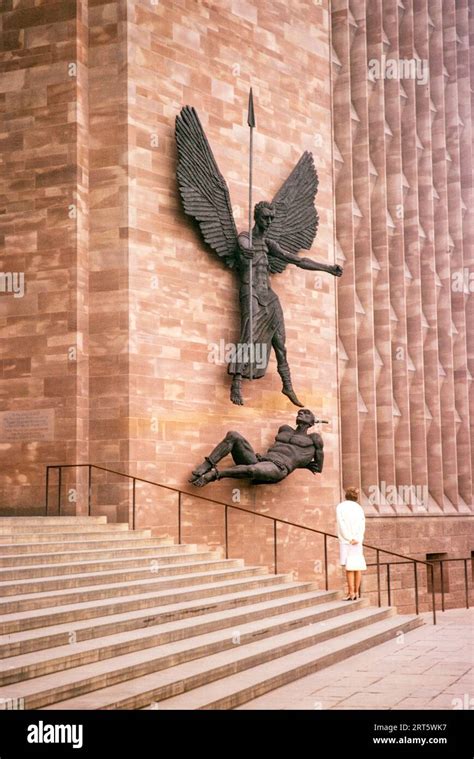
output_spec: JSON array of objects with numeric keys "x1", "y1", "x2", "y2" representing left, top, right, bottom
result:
[{"x1": 247, "y1": 88, "x2": 255, "y2": 381}]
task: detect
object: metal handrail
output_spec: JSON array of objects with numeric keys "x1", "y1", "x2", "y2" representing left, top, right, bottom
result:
[
  {"x1": 43, "y1": 463, "x2": 471, "y2": 625},
  {"x1": 367, "y1": 557, "x2": 472, "y2": 612}
]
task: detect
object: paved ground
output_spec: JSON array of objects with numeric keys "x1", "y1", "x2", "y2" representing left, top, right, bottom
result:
[{"x1": 237, "y1": 608, "x2": 474, "y2": 710}]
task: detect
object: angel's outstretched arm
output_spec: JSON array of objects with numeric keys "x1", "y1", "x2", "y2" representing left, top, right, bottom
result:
[{"x1": 267, "y1": 239, "x2": 343, "y2": 277}]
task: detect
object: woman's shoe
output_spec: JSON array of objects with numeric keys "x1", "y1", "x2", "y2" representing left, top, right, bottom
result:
[
  {"x1": 343, "y1": 595, "x2": 353, "y2": 601},
  {"x1": 351, "y1": 594, "x2": 358, "y2": 601}
]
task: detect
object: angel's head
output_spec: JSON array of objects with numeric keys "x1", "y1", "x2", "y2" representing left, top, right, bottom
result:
[{"x1": 254, "y1": 201, "x2": 275, "y2": 232}]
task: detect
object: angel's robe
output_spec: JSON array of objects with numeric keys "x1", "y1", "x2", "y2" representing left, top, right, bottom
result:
[{"x1": 227, "y1": 234, "x2": 285, "y2": 380}]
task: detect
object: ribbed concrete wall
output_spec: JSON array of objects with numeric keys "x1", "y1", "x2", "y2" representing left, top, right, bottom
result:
[{"x1": 332, "y1": 0, "x2": 473, "y2": 516}]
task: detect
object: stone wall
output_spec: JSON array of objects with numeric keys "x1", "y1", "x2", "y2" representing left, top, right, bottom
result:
[
  {"x1": 332, "y1": 0, "x2": 474, "y2": 516},
  {"x1": 0, "y1": 0, "x2": 341, "y2": 549},
  {"x1": 123, "y1": 0, "x2": 340, "y2": 551},
  {"x1": 0, "y1": 0, "x2": 89, "y2": 509}
]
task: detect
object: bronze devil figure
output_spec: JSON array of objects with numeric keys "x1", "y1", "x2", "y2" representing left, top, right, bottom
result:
[{"x1": 189, "y1": 409, "x2": 325, "y2": 487}]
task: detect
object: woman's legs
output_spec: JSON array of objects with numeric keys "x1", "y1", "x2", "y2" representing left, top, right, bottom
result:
[
  {"x1": 345, "y1": 570, "x2": 355, "y2": 597},
  {"x1": 346, "y1": 570, "x2": 363, "y2": 598}
]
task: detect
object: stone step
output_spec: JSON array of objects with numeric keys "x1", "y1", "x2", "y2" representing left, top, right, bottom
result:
[
  {"x1": 147, "y1": 615, "x2": 424, "y2": 710},
  {"x1": 2, "y1": 606, "x2": 394, "y2": 709},
  {"x1": 1, "y1": 595, "x2": 362, "y2": 684},
  {"x1": 0, "y1": 573, "x2": 300, "y2": 635},
  {"x1": 0, "y1": 557, "x2": 242, "y2": 596},
  {"x1": 0, "y1": 536, "x2": 171, "y2": 555},
  {"x1": 0, "y1": 529, "x2": 153, "y2": 544},
  {"x1": 0, "y1": 584, "x2": 333, "y2": 657},
  {"x1": 0, "y1": 566, "x2": 271, "y2": 616},
  {"x1": 0, "y1": 550, "x2": 217, "y2": 580},
  {"x1": 0, "y1": 517, "x2": 108, "y2": 525},
  {"x1": 0, "y1": 543, "x2": 195, "y2": 567},
  {"x1": 0, "y1": 520, "x2": 426, "y2": 712},
  {"x1": 0, "y1": 522, "x2": 131, "y2": 535}
]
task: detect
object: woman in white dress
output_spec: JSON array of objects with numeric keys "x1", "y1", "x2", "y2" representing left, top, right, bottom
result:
[{"x1": 336, "y1": 487, "x2": 367, "y2": 600}]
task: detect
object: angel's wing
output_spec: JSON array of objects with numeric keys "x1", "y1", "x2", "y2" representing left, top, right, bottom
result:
[
  {"x1": 175, "y1": 106, "x2": 238, "y2": 268},
  {"x1": 266, "y1": 151, "x2": 319, "y2": 274}
]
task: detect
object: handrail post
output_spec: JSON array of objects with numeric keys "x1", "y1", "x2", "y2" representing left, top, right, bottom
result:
[
  {"x1": 178, "y1": 491, "x2": 182, "y2": 544},
  {"x1": 464, "y1": 559, "x2": 469, "y2": 610},
  {"x1": 324, "y1": 533, "x2": 328, "y2": 590},
  {"x1": 414, "y1": 561, "x2": 419, "y2": 615},
  {"x1": 88, "y1": 465, "x2": 92, "y2": 517},
  {"x1": 440, "y1": 560, "x2": 445, "y2": 612},
  {"x1": 387, "y1": 562, "x2": 391, "y2": 606},
  {"x1": 45, "y1": 466, "x2": 50, "y2": 516},
  {"x1": 132, "y1": 478, "x2": 136, "y2": 530},
  {"x1": 274, "y1": 520, "x2": 277, "y2": 575},
  {"x1": 430, "y1": 564, "x2": 436, "y2": 625},
  {"x1": 225, "y1": 505, "x2": 228, "y2": 559},
  {"x1": 376, "y1": 549, "x2": 381, "y2": 607},
  {"x1": 57, "y1": 466, "x2": 62, "y2": 517}
]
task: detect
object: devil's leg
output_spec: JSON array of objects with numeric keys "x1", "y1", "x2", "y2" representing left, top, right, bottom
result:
[
  {"x1": 189, "y1": 431, "x2": 257, "y2": 482},
  {"x1": 192, "y1": 461, "x2": 284, "y2": 487}
]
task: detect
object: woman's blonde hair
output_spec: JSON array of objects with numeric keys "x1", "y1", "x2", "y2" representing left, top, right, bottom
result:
[{"x1": 345, "y1": 487, "x2": 359, "y2": 502}]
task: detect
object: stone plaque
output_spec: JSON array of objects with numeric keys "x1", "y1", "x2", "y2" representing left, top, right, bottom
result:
[{"x1": 0, "y1": 409, "x2": 55, "y2": 442}]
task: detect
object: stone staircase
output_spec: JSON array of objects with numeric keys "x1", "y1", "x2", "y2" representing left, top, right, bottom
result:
[{"x1": 0, "y1": 516, "x2": 424, "y2": 710}]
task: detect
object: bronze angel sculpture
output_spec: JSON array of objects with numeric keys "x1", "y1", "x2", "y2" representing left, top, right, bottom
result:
[{"x1": 175, "y1": 106, "x2": 343, "y2": 407}]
